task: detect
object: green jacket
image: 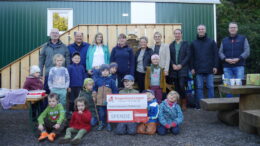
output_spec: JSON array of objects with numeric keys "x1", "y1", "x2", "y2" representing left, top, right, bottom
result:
[
  {"x1": 38, "y1": 103, "x2": 65, "y2": 124},
  {"x1": 79, "y1": 90, "x2": 97, "y2": 118},
  {"x1": 119, "y1": 88, "x2": 139, "y2": 94},
  {"x1": 86, "y1": 44, "x2": 110, "y2": 71}
]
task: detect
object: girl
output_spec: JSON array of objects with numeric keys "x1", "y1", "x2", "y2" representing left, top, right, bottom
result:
[
  {"x1": 23, "y1": 65, "x2": 43, "y2": 90},
  {"x1": 157, "y1": 91, "x2": 183, "y2": 135},
  {"x1": 48, "y1": 54, "x2": 70, "y2": 108},
  {"x1": 59, "y1": 97, "x2": 92, "y2": 145},
  {"x1": 144, "y1": 54, "x2": 166, "y2": 103}
]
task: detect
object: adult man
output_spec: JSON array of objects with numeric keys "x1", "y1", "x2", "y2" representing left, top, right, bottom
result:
[
  {"x1": 219, "y1": 22, "x2": 250, "y2": 80},
  {"x1": 191, "y1": 25, "x2": 218, "y2": 109},
  {"x1": 68, "y1": 31, "x2": 90, "y2": 71},
  {"x1": 169, "y1": 29, "x2": 191, "y2": 110},
  {"x1": 39, "y1": 28, "x2": 70, "y2": 94}
]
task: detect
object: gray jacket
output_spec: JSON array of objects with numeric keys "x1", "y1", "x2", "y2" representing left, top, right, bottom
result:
[{"x1": 39, "y1": 40, "x2": 70, "y2": 76}]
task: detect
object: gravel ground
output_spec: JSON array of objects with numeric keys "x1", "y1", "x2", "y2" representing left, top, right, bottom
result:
[{"x1": 0, "y1": 108, "x2": 259, "y2": 146}]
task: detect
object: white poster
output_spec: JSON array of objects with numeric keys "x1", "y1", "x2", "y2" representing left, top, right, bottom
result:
[{"x1": 131, "y1": 2, "x2": 156, "y2": 24}]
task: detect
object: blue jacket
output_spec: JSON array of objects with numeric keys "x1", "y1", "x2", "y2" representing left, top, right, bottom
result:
[
  {"x1": 68, "y1": 42, "x2": 90, "y2": 70},
  {"x1": 92, "y1": 68, "x2": 101, "y2": 82},
  {"x1": 220, "y1": 35, "x2": 250, "y2": 67},
  {"x1": 158, "y1": 100, "x2": 183, "y2": 126},
  {"x1": 190, "y1": 34, "x2": 218, "y2": 74},
  {"x1": 93, "y1": 76, "x2": 118, "y2": 94},
  {"x1": 110, "y1": 45, "x2": 135, "y2": 76},
  {"x1": 68, "y1": 63, "x2": 87, "y2": 87},
  {"x1": 147, "y1": 99, "x2": 159, "y2": 123}
]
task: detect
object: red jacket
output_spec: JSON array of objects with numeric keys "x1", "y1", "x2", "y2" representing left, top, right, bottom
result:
[
  {"x1": 23, "y1": 76, "x2": 43, "y2": 90},
  {"x1": 69, "y1": 109, "x2": 92, "y2": 131}
]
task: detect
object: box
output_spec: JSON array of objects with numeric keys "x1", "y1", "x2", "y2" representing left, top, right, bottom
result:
[{"x1": 246, "y1": 74, "x2": 260, "y2": 86}]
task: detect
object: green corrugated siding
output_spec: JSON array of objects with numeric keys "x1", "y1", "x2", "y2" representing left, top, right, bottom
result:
[
  {"x1": 156, "y1": 3, "x2": 214, "y2": 42},
  {"x1": 0, "y1": 1, "x2": 131, "y2": 68}
]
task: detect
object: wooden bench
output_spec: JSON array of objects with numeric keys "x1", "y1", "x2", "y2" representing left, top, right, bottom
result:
[
  {"x1": 200, "y1": 98, "x2": 239, "y2": 126},
  {"x1": 241, "y1": 110, "x2": 260, "y2": 135}
]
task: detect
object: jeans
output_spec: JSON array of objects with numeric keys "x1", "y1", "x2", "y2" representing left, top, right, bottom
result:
[
  {"x1": 173, "y1": 77, "x2": 187, "y2": 99},
  {"x1": 195, "y1": 74, "x2": 214, "y2": 108},
  {"x1": 91, "y1": 117, "x2": 98, "y2": 126},
  {"x1": 223, "y1": 66, "x2": 245, "y2": 79},
  {"x1": 69, "y1": 87, "x2": 82, "y2": 112},
  {"x1": 97, "y1": 106, "x2": 107, "y2": 124},
  {"x1": 115, "y1": 123, "x2": 137, "y2": 135},
  {"x1": 135, "y1": 71, "x2": 146, "y2": 92},
  {"x1": 157, "y1": 124, "x2": 180, "y2": 135}
]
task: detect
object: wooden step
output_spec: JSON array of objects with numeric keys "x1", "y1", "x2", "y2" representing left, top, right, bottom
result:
[{"x1": 200, "y1": 97, "x2": 239, "y2": 111}]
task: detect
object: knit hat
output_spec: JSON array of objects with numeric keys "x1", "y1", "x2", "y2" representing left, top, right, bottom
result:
[
  {"x1": 110, "y1": 62, "x2": 118, "y2": 69},
  {"x1": 83, "y1": 78, "x2": 94, "y2": 87},
  {"x1": 142, "y1": 89, "x2": 155, "y2": 95},
  {"x1": 99, "y1": 64, "x2": 110, "y2": 72},
  {"x1": 30, "y1": 65, "x2": 41, "y2": 75}
]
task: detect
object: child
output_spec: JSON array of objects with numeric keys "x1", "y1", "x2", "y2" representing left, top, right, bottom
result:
[
  {"x1": 145, "y1": 54, "x2": 166, "y2": 103},
  {"x1": 23, "y1": 65, "x2": 43, "y2": 90},
  {"x1": 93, "y1": 64, "x2": 117, "y2": 131},
  {"x1": 137, "y1": 90, "x2": 159, "y2": 135},
  {"x1": 115, "y1": 75, "x2": 139, "y2": 135},
  {"x1": 23, "y1": 65, "x2": 44, "y2": 120},
  {"x1": 48, "y1": 54, "x2": 70, "y2": 108},
  {"x1": 109, "y1": 62, "x2": 118, "y2": 87},
  {"x1": 59, "y1": 97, "x2": 92, "y2": 145},
  {"x1": 157, "y1": 91, "x2": 183, "y2": 135},
  {"x1": 78, "y1": 78, "x2": 98, "y2": 126},
  {"x1": 37, "y1": 93, "x2": 66, "y2": 142},
  {"x1": 67, "y1": 52, "x2": 87, "y2": 112}
]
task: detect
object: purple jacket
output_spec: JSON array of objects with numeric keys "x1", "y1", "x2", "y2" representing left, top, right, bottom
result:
[
  {"x1": 23, "y1": 76, "x2": 44, "y2": 90},
  {"x1": 0, "y1": 89, "x2": 28, "y2": 109}
]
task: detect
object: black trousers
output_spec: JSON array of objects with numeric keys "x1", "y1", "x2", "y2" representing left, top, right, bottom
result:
[
  {"x1": 41, "y1": 118, "x2": 66, "y2": 135},
  {"x1": 69, "y1": 87, "x2": 82, "y2": 112},
  {"x1": 173, "y1": 76, "x2": 187, "y2": 99},
  {"x1": 135, "y1": 71, "x2": 146, "y2": 92}
]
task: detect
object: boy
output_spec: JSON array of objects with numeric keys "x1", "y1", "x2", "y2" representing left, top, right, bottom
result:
[
  {"x1": 137, "y1": 90, "x2": 159, "y2": 135},
  {"x1": 115, "y1": 75, "x2": 139, "y2": 135},
  {"x1": 38, "y1": 93, "x2": 66, "y2": 142},
  {"x1": 78, "y1": 78, "x2": 98, "y2": 126},
  {"x1": 145, "y1": 54, "x2": 166, "y2": 103},
  {"x1": 109, "y1": 62, "x2": 118, "y2": 87},
  {"x1": 68, "y1": 52, "x2": 87, "y2": 112},
  {"x1": 93, "y1": 64, "x2": 118, "y2": 131}
]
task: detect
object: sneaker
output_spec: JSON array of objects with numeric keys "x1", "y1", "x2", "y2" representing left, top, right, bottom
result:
[
  {"x1": 58, "y1": 137, "x2": 71, "y2": 144},
  {"x1": 38, "y1": 132, "x2": 48, "y2": 141},
  {"x1": 97, "y1": 123, "x2": 104, "y2": 131},
  {"x1": 47, "y1": 133, "x2": 56, "y2": 142},
  {"x1": 71, "y1": 138, "x2": 81, "y2": 145},
  {"x1": 106, "y1": 123, "x2": 112, "y2": 131}
]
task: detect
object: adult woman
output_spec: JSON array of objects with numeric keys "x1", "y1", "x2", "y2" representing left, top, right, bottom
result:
[
  {"x1": 86, "y1": 32, "x2": 110, "y2": 75},
  {"x1": 135, "y1": 36, "x2": 153, "y2": 92},
  {"x1": 110, "y1": 33, "x2": 135, "y2": 88},
  {"x1": 151, "y1": 32, "x2": 170, "y2": 76}
]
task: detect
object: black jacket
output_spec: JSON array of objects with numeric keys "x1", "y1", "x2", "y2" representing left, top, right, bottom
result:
[
  {"x1": 135, "y1": 47, "x2": 153, "y2": 73},
  {"x1": 190, "y1": 34, "x2": 218, "y2": 74},
  {"x1": 169, "y1": 41, "x2": 191, "y2": 78}
]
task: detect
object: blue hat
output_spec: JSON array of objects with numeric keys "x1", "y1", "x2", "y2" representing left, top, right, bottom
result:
[
  {"x1": 110, "y1": 62, "x2": 118, "y2": 69},
  {"x1": 99, "y1": 64, "x2": 110, "y2": 72},
  {"x1": 142, "y1": 89, "x2": 155, "y2": 95},
  {"x1": 122, "y1": 74, "x2": 134, "y2": 81}
]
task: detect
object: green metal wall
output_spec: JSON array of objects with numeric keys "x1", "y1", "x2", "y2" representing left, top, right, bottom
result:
[
  {"x1": 156, "y1": 3, "x2": 214, "y2": 42},
  {"x1": 0, "y1": 1, "x2": 215, "y2": 69},
  {"x1": 0, "y1": 1, "x2": 131, "y2": 68}
]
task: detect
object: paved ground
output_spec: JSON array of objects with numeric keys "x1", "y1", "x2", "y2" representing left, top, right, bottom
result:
[{"x1": 0, "y1": 108, "x2": 259, "y2": 146}]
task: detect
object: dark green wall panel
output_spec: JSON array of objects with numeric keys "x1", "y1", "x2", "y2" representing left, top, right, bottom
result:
[
  {"x1": 156, "y1": 3, "x2": 214, "y2": 42},
  {"x1": 0, "y1": 1, "x2": 131, "y2": 68}
]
